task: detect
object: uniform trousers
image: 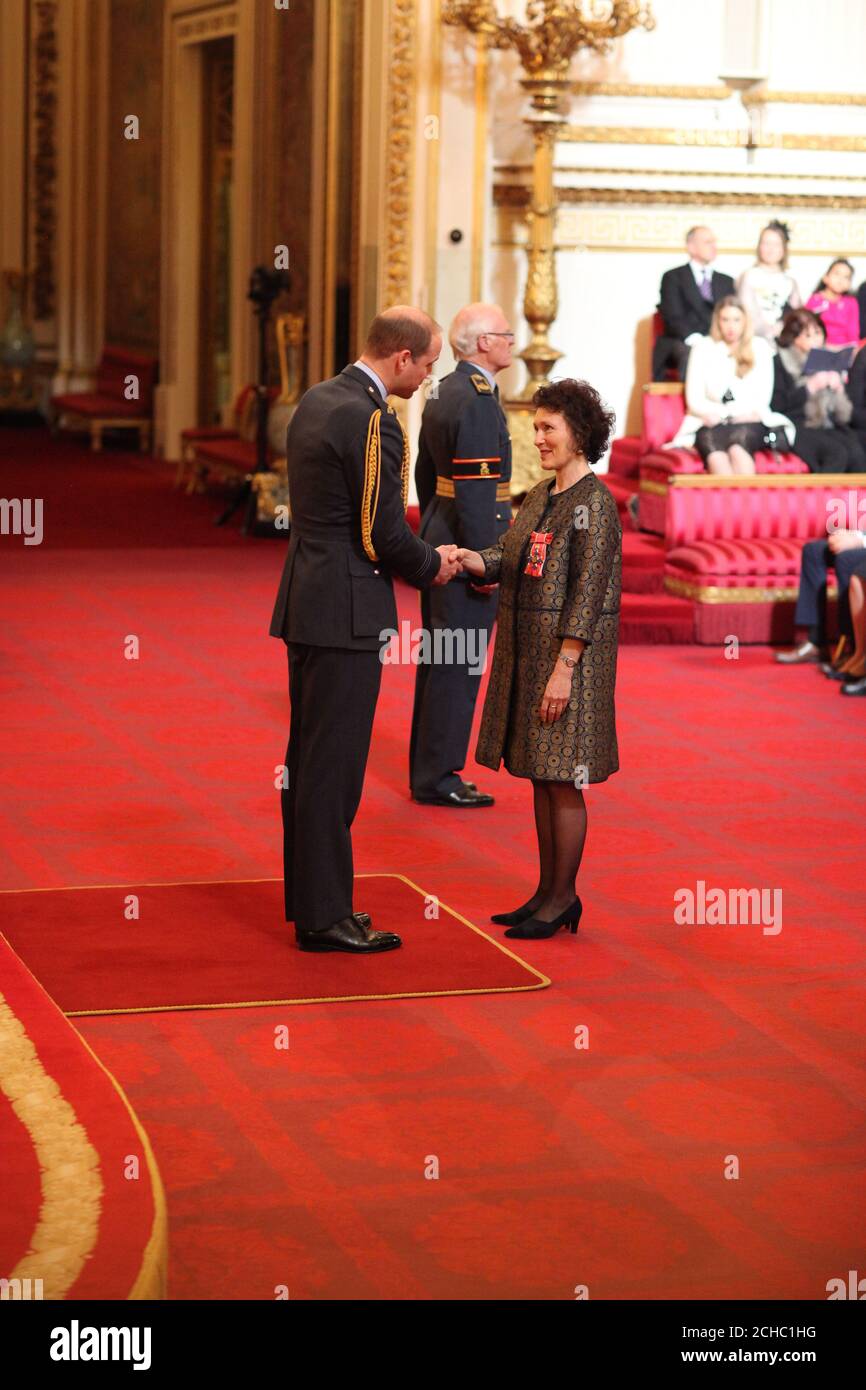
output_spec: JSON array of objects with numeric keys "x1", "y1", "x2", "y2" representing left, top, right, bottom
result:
[
  {"x1": 409, "y1": 580, "x2": 498, "y2": 798},
  {"x1": 794, "y1": 540, "x2": 866, "y2": 645},
  {"x1": 282, "y1": 642, "x2": 382, "y2": 933}
]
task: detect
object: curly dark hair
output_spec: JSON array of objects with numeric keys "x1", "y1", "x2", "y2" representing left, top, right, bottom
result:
[
  {"x1": 531, "y1": 378, "x2": 616, "y2": 464},
  {"x1": 777, "y1": 307, "x2": 826, "y2": 349}
]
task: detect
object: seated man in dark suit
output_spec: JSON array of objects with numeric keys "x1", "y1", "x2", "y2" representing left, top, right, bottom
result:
[{"x1": 652, "y1": 225, "x2": 736, "y2": 381}]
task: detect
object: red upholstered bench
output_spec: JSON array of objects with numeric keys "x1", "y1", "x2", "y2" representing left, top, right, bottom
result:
[
  {"x1": 609, "y1": 382, "x2": 688, "y2": 482},
  {"x1": 661, "y1": 473, "x2": 866, "y2": 548},
  {"x1": 635, "y1": 383, "x2": 806, "y2": 534},
  {"x1": 179, "y1": 385, "x2": 279, "y2": 492},
  {"x1": 665, "y1": 536, "x2": 838, "y2": 644},
  {"x1": 52, "y1": 346, "x2": 158, "y2": 453},
  {"x1": 608, "y1": 436, "x2": 644, "y2": 479}
]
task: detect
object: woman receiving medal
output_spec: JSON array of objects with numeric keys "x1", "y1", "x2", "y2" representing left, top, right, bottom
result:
[{"x1": 457, "y1": 379, "x2": 622, "y2": 940}]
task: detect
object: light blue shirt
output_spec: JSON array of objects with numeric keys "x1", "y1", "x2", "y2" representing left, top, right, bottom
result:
[
  {"x1": 353, "y1": 360, "x2": 388, "y2": 400},
  {"x1": 464, "y1": 360, "x2": 497, "y2": 393}
]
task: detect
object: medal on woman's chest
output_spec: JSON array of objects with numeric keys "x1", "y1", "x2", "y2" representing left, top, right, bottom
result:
[{"x1": 524, "y1": 529, "x2": 554, "y2": 578}]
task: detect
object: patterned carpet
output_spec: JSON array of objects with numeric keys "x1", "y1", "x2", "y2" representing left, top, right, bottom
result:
[{"x1": 1, "y1": 426, "x2": 863, "y2": 1298}]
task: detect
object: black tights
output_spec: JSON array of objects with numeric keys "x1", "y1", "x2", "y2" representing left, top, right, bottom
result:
[{"x1": 525, "y1": 779, "x2": 588, "y2": 920}]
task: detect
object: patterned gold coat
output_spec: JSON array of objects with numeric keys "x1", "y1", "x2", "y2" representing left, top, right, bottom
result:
[{"x1": 475, "y1": 472, "x2": 622, "y2": 783}]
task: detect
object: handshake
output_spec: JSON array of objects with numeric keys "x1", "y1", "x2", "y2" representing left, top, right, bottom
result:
[{"x1": 432, "y1": 545, "x2": 494, "y2": 592}]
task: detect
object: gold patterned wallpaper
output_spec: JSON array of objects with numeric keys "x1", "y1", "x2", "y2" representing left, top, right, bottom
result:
[
  {"x1": 272, "y1": 0, "x2": 315, "y2": 324},
  {"x1": 104, "y1": 0, "x2": 163, "y2": 352},
  {"x1": 494, "y1": 204, "x2": 866, "y2": 257}
]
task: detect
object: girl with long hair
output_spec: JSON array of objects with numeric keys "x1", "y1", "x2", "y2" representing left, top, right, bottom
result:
[
  {"x1": 736, "y1": 220, "x2": 803, "y2": 341},
  {"x1": 667, "y1": 296, "x2": 794, "y2": 474}
]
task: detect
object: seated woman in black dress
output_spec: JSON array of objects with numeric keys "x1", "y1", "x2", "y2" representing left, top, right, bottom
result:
[
  {"x1": 771, "y1": 308, "x2": 866, "y2": 472},
  {"x1": 844, "y1": 340, "x2": 866, "y2": 457},
  {"x1": 456, "y1": 380, "x2": 621, "y2": 940}
]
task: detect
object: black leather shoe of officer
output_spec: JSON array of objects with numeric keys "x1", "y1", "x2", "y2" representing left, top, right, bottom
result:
[
  {"x1": 413, "y1": 784, "x2": 494, "y2": 807},
  {"x1": 296, "y1": 916, "x2": 402, "y2": 953},
  {"x1": 841, "y1": 673, "x2": 866, "y2": 696}
]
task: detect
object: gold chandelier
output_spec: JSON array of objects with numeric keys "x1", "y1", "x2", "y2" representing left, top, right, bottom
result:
[{"x1": 443, "y1": 1, "x2": 655, "y2": 396}]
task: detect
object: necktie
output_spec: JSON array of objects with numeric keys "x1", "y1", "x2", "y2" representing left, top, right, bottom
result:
[{"x1": 700, "y1": 270, "x2": 714, "y2": 303}]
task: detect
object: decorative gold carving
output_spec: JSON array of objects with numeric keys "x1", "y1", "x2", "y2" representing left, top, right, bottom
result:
[
  {"x1": 570, "y1": 80, "x2": 866, "y2": 107},
  {"x1": 176, "y1": 7, "x2": 238, "y2": 43},
  {"x1": 0, "y1": 991, "x2": 103, "y2": 1299},
  {"x1": 561, "y1": 124, "x2": 866, "y2": 152},
  {"x1": 495, "y1": 185, "x2": 866, "y2": 211},
  {"x1": 252, "y1": 458, "x2": 289, "y2": 525},
  {"x1": 572, "y1": 80, "x2": 729, "y2": 100},
  {"x1": 30, "y1": 0, "x2": 59, "y2": 322},
  {"x1": 495, "y1": 205, "x2": 866, "y2": 258},
  {"x1": 502, "y1": 400, "x2": 540, "y2": 496},
  {"x1": 472, "y1": 33, "x2": 489, "y2": 301},
  {"x1": 275, "y1": 313, "x2": 305, "y2": 405},
  {"x1": 497, "y1": 163, "x2": 866, "y2": 183},
  {"x1": 384, "y1": 0, "x2": 416, "y2": 307},
  {"x1": 664, "y1": 576, "x2": 801, "y2": 604},
  {"x1": 443, "y1": 1, "x2": 655, "y2": 398},
  {"x1": 744, "y1": 88, "x2": 866, "y2": 108}
]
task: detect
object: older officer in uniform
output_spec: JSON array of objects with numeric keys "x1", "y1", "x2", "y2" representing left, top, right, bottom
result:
[
  {"x1": 270, "y1": 307, "x2": 460, "y2": 954},
  {"x1": 409, "y1": 303, "x2": 514, "y2": 806}
]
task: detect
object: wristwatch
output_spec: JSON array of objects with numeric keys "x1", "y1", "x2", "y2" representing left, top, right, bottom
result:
[{"x1": 558, "y1": 653, "x2": 578, "y2": 669}]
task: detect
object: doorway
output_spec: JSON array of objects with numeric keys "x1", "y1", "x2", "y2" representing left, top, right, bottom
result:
[{"x1": 198, "y1": 36, "x2": 234, "y2": 426}]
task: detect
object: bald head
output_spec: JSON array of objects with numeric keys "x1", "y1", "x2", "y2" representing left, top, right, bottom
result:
[
  {"x1": 450, "y1": 302, "x2": 514, "y2": 376},
  {"x1": 686, "y1": 226, "x2": 717, "y2": 266},
  {"x1": 360, "y1": 305, "x2": 443, "y2": 400},
  {"x1": 364, "y1": 305, "x2": 439, "y2": 359}
]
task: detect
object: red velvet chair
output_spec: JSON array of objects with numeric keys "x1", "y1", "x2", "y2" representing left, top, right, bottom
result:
[
  {"x1": 52, "y1": 347, "x2": 158, "y2": 452},
  {"x1": 178, "y1": 385, "x2": 280, "y2": 493}
]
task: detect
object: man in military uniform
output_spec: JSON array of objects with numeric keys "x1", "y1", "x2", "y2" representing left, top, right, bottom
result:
[
  {"x1": 409, "y1": 303, "x2": 514, "y2": 807},
  {"x1": 270, "y1": 307, "x2": 460, "y2": 954}
]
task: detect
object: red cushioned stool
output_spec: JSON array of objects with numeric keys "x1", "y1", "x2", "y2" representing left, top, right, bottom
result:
[{"x1": 665, "y1": 536, "x2": 837, "y2": 644}]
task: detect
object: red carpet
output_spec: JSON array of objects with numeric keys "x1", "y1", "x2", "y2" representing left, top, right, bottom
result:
[
  {"x1": 0, "y1": 875, "x2": 546, "y2": 1015},
  {"x1": 0, "y1": 939, "x2": 166, "y2": 1298},
  {"x1": 1, "y1": 426, "x2": 864, "y2": 1299}
]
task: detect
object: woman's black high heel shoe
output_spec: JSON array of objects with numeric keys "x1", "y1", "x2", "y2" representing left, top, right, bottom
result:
[
  {"x1": 504, "y1": 897, "x2": 582, "y2": 940},
  {"x1": 490, "y1": 898, "x2": 541, "y2": 927}
]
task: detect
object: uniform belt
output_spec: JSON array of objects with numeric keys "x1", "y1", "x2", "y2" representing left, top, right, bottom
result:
[{"x1": 436, "y1": 478, "x2": 511, "y2": 501}]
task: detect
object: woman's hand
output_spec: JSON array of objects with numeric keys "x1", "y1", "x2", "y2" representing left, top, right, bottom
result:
[
  {"x1": 700, "y1": 410, "x2": 723, "y2": 427},
  {"x1": 806, "y1": 371, "x2": 833, "y2": 393},
  {"x1": 455, "y1": 547, "x2": 485, "y2": 578},
  {"x1": 539, "y1": 663, "x2": 574, "y2": 724}
]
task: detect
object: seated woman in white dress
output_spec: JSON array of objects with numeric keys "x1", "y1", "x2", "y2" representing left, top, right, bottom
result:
[
  {"x1": 668, "y1": 296, "x2": 794, "y2": 475},
  {"x1": 735, "y1": 220, "x2": 802, "y2": 342}
]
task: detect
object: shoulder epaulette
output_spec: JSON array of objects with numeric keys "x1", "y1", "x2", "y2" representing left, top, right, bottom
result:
[{"x1": 470, "y1": 373, "x2": 493, "y2": 394}]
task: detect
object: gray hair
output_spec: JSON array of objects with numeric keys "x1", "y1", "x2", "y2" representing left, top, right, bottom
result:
[{"x1": 449, "y1": 306, "x2": 501, "y2": 358}]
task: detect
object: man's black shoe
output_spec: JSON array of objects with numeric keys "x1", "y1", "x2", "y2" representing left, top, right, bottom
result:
[
  {"x1": 296, "y1": 916, "x2": 402, "y2": 953},
  {"x1": 413, "y1": 785, "x2": 494, "y2": 807},
  {"x1": 840, "y1": 674, "x2": 866, "y2": 696}
]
